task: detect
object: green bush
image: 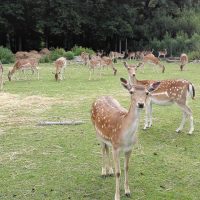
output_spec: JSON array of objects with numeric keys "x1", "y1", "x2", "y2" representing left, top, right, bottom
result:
[
  {"x1": 0, "y1": 46, "x2": 15, "y2": 64},
  {"x1": 65, "y1": 51, "x2": 74, "y2": 60},
  {"x1": 71, "y1": 45, "x2": 95, "y2": 56},
  {"x1": 49, "y1": 48, "x2": 66, "y2": 61},
  {"x1": 39, "y1": 55, "x2": 50, "y2": 63},
  {"x1": 188, "y1": 51, "x2": 200, "y2": 60}
]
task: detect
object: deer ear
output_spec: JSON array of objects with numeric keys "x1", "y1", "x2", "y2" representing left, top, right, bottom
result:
[
  {"x1": 148, "y1": 81, "x2": 161, "y2": 92},
  {"x1": 120, "y1": 78, "x2": 132, "y2": 92},
  {"x1": 123, "y1": 62, "x2": 128, "y2": 68}
]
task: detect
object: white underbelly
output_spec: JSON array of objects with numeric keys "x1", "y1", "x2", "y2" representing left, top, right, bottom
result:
[{"x1": 151, "y1": 98, "x2": 173, "y2": 106}]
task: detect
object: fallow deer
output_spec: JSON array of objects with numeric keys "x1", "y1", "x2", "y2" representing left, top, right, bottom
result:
[
  {"x1": 127, "y1": 52, "x2": 135, "y2": 60},
  {"x1": 158, "y1": 49, "x2": 167, "y2": 58},
  {"x1": 87, "y1": 56, "x2": 102, "y2": 80},
  {"x1": 8, "y1": 58, "x2": 39, "y2": 81},
  {"x1": 138, "y1": 53, "x2": 165, "y2": 73},
  {"x1": 53, "y1": 57, "x2": 67, "y2": 81},
  {"x1": 180, "y1": 53, "x2": 188, "y2": 71},
  {"x1": 124, "y1": 62, "x2": 195, "y2": 134},
  {"x1": 101, "y1": 56, "x2": 117, "y2": 75},
  {"x1": 91, "y1": 78, "x2": 160, "y2": 200},
  {"x1": 81, "y1": 52, "x2": 89, "y2": 65}
]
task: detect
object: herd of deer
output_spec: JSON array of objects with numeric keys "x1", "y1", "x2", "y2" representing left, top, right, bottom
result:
[
  {"x1": 0, "y1": 49, "x2": 193, "y2": 200},
  {"x1": 90, "y1": 52, "x2": 194, "y2": 200}
]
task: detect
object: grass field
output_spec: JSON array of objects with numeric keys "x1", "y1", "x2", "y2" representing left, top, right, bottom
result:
[{"x1": 0, "y1": 60, "x2": 199, "y2": 200}]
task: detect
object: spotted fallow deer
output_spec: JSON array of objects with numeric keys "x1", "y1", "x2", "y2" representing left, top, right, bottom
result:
[
  {"x1": 138, "y1": 53, "x2": 165, "y2": 73},
  {"x1": 91, "y1": 78, "x2": 160, "y2": 200},
  {"x1": 0, "y1": 61, "x2": 3, "y2": 90},
  {"x1": 8, "y1": 58, "x2": 39, "y2": 81},
  {"x1": 180, "y1": 53, "x2": 188, "y2": 71},
  {"x1": 158, "y1": 49, "x2": 167, "y2": 58},
  {"x1": 87, "y1": 56, "x2": 102, "y2": 80},
  {"x1": 53, "y1": 57, "x2": 67, "y2": 81},
  {"x1": 101, "y1": 56, "x2": 117, "y2": 75},
  {"x1": 124, "y1": 62, "x2": 195, "y2": 134}
]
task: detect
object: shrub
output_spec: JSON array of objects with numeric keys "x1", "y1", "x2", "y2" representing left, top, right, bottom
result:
[
  {"x1": 49, "y1": 48, "x2": 66, "y2": 61},
  {"x1": 39, "y1": 55, "x2": 50, "y2": 63},
  {"x1": 71, "y1": 45, "x2": 95, "y2": 56},
  {"x1": 188, "y1": 51, "x2": 200, "y2": 60},
  {"x1": 0, "y1": 46, "x2": 15, "y2": 64},
  {"x1": 65, "y1": 51, "x2": 74, "y2": 60}
]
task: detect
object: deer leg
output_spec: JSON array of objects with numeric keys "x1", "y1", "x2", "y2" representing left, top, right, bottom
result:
[
  {"x1": 144, "y1": 101, "x2": 151, "y2": 129},
  {"x1": 89, "y1": 69, "x2": 92, "y2": 80},
  {"x1": 36, "y1": 68, "x2": 39, "y2": 80},
  {"x1": 149, "y1": 102, "x2": 153, "y2": 127},
  {"x1": 105, "y1": 144, "x2": 114, "y2": 176},
  {"x1": 176, "y1": 111, "x2": 187, "y2": 133},
  {"x1": 124, "y1": 150, "x2": 132, "y2": 197},
  {"x1": 101, "y1": 143, "x2": 107, "y2": 177},
  {"x1": 177, "y1": 104, "x2": 194, "y2": 134},
  {"x1": 112, "y1": 148, "x2": 120, "y2": 200}
]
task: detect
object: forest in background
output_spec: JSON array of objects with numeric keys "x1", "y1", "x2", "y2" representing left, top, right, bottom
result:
[{"x1": 0, "y1": 0, "x2": 200, "y2": 57}]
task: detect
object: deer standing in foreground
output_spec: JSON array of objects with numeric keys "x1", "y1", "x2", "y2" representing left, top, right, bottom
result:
[
  {"x1": 158, "y1": 49, "x2": 167, "y2": 58},
  {"x1": 0, "y1": 61, "x2": 3, "y2": 90},
  {"x1": 91, "y1": 78, "x2": 160, "y2": 200},
  {"x1": 53, "y1": 57, "x2": 67, "y2": 81},
  {"x1": 180, "y1": 53, "x2": 188, "y2": 71},
  {"x1": 8, "y1": 58, "x2": 39, "y2": 81},
  {"x1": 138, "y1": 53, "x2": 165, "y2": 73},
  {"x1": 124, "y1": 62, "x2": 195, "y2": 134}
]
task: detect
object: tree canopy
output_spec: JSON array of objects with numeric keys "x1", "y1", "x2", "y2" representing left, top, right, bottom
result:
[{"x1": 0, "y1": 0, "x2": 200, "y2": 55}]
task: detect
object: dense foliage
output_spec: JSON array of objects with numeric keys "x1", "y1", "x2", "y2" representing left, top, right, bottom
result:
[
  {"x1": 0, "y1": 0, "x2": 200, "y2": 56},
  {"x1": 0, "y1": 46, "x2": 14, "y2": 64}
]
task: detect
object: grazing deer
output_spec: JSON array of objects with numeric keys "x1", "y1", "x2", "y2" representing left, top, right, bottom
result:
[
  {"x1": 53, "y1": 57, "x2": 67, "y2": 81},
  {"x1": 124, "y1": 62, "x2": 195, "y2": 134},
  {"x1": 91, "y1": 78, "x2": 160, "y2": 200},
  {"x1": 158, "y1": 49, "x2": 167, "y2": 58},
  {"x1": 180, "y1": 53, "x2": 188, "y2": 71},
  {"x1": 8, "y1": 59, "x2": 39, "y2": 81},
  {"x1": 138, "y1": 53, "x2": 165, "y2": 73},
  {"x1": 0, "y1": 61, "x2": 3, "y2": 90}
]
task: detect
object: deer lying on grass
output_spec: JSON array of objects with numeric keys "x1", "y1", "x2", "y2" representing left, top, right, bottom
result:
[
  {"x1": 8, "y1": 59, "x2": 39, "y2": 81},
  {"x1": 53, "y1": 57, "x2": 67, "y2": 81},
  {"x1": 138, "y1": 53, "x2": 165, "y2": 73},
  {"x1": 180, "y1": 53, "x2": 188, "y2": 71},
  {"x1": 158, "y1": 49, "x2": 167, "y2": 58},
  {"x1": 0, "y1": 61, "x2": 3, "y2": 90},
  {"x1": 91, "y1": 78, "x2": 160, "y2": 200},
  {"x1": 124, "y1": 62, "x2": 195, "y2": 134}
]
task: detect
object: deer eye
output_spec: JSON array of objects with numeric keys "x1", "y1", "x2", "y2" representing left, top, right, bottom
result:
[{"x1": 146, "y1": 92, "x2": 149, "y2": 96}]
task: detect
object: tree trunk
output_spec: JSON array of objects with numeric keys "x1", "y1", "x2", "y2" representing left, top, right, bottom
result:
[
  {"x1": 18, "y1": 36, "x2": 22, "y2": 51},
  {"x1": 119, "y1": 39, "x2": 121, "y2": 53},
  {"x1": 6, "y1": 33, "x2": 11, "y2": 49},
  {"x1": 125, "y1": 38, "x2": 128, "y2": 52}
]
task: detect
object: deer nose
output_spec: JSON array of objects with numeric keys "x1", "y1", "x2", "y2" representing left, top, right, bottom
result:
[
  {"x1": 138, "y1": 103, "x2": 144, "y2": 108},
  {"x1": 132, "y1": 74, "x2": 135, "y2": 77}
]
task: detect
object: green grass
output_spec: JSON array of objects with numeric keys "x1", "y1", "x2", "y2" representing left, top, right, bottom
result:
[{"x1": 0, "y1": 61, "x2": 199, "y2": 200}]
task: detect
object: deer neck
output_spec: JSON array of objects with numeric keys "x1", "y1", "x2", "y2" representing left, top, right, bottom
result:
[
  {"x1": 129, "y1": 76, "x2": 138, "y2": 85},
  {"x1": 124, "y1": 99, "x2": 141, "y2": 131}
]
